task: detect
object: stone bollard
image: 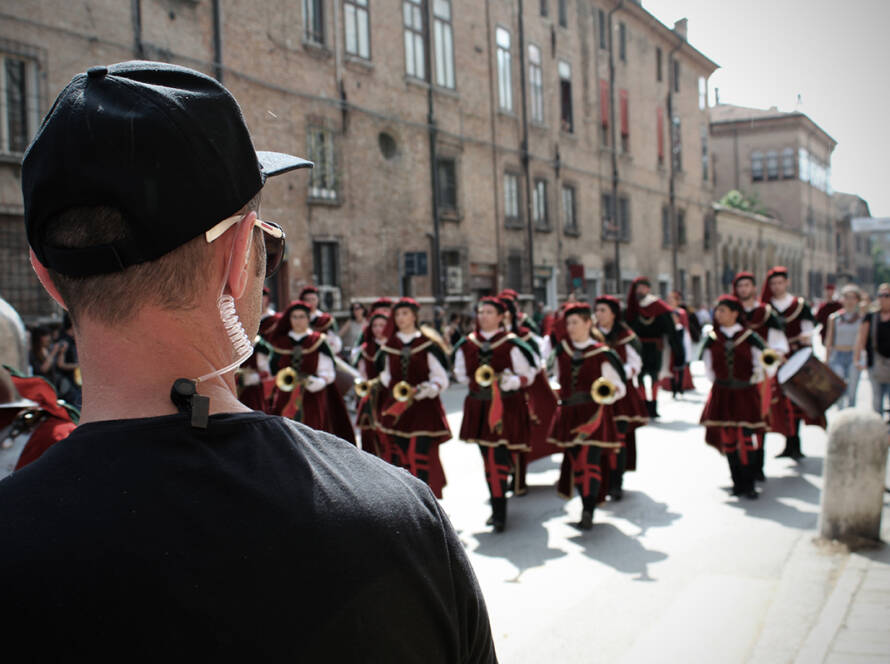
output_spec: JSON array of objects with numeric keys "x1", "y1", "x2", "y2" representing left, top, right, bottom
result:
[{"x1": 819, "y1": 408, "x2": 889, "y2": 544}]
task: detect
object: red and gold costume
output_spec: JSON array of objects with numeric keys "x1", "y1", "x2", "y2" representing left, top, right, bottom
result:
[
  {"x1": 376, "y1": 299, "x2": 451, "y2": 497},
  {"x1": 700, "y1": 295, "x2": 770, "y2": 498},
  {"x1": 355, "y1": 309, "x2": 391, "y2": 460},
  {"x1": 549, "y1": 306, "x2": 627, "y2": 527}
]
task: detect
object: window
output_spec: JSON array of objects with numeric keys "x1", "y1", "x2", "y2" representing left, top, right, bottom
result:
[
  {"x1": 436, "y1": 157, "x2": 457, "y2": 212},
  {"x1": 403, "y1": 0, "x2": 425, "y2": 79},
  {"x1": 558, "y1": 60, "x2": 573, "y2": 133},
  {"x1": 798, "y1": 147, "x2": 810, "y2": 183},
  {"x1": 661, "y1": 206, "x2": 671, "y2": 247},
  {"x1": 561, "y1": 185, "x2": 577, "y2": 234},
  {"x1": 532, "y1": 178, "x2": 548, "y2": 228},
  {"x1": 704, "y1": 212, "x2": 714, "y2": 250},
  {"x1": 558, "y1": 0, "x2": 567, "y2": 27},
  {"x1": 313, "y1": 241, "x2": 340, "y2": 286},
  {"x1": 618, "y1": 196, "x2": 630, "y2": 241},
  {"x1": 303, "y1": 0, "x2": 325, "y2": 45},
  {"x1": 496, "y1": 27, "x2": 512, "y2": 111},
  {"x1": 671, "y1": 115, "x2": 682, "y2": 171},
  {"x1": 1, "y1": 55, "x2": 34, "y2": 154},
  {"x1": 344, "y1": 0, "x2": 370, "y2": 59},
  {"x1": 698, "y1": 76, "x2": 707, "y2": 110},
  {"x1": 507, "y1": 255, "x2": 523, "y2": 292},
  {"x1": 599, "y1": 78, "x2": 609, "y2": 145},
  {"x1": 602, "y1": 194, "x2": 630, "y2": 241},
  {"x1": 678, "y1": 209, "x2": 686, "y2": 246},
  {"x1": 433, "y1": 0, "x2": 455, "y2": 88},
  {"x1": 619, "y1": 88, "x2": 629, "y2": 153},
  {"x1": 618, "y1": 22, "x2": 627, "y2": 62},
  {"x1": 700, "y1": 124, "x2": 709, "y2": 181},
  {"x1": 657, "y1": 107, "x2": 664, "y2": 166},
  {"x1": 307, "y1": 127, "x2": 338, "y2": 200},
  {"x1": 443, "y1": 249, "x2": 462, "y2": 294},
  {"x1": 656, "y1": 46, "x2": 662, "y2": 82},
  {"x1": 766, "y1": 150, "x2": 779, "y2": 180},
  {"x1": 598, "y1": 9, "x2": 606, "y2": 49},
  {"x1": 672, "y1": 59, "x2": 680, "y2": 93},
  {"x1": 540, "y1": 0, "x2": 548, "y2": 16},
  {"x1": 529, "y1": 44, "x2": 544, "y2": 124},
  {"x1": 751, "y1": 151, "x2": 764, "y2": 181},
  {"x1": 504, "y1": 172, "x2": 521, "y2": 226},
  {"x1": 602, "y1": 193, "x2": 614, "y2": 239}
]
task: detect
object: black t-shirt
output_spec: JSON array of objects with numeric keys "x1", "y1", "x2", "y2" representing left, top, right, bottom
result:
[
  {"x1": 0, "y1": 412, "x2": 496, "y2": 662},
  {"x1": 866, "y1": 312, "x2": 890, "y2": 366}
]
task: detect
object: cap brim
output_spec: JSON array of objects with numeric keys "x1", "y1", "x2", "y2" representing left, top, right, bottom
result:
[{"x1": 257, "y1": 151, "x2": 313, "y2": 179}]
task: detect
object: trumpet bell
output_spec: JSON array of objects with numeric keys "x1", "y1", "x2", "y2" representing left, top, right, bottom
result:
[
  {"x1": 355, "y1": 379, "x2": 371, "y2": 398},
  {"x1": 474, "y1": 364, "x2": 495, "y2": 388},
  {"x1": 73, "y1": 367, "x2": 82, "y2": 387},
  {"x1": 275, "y1": 366, "x2": 298, "y2": 392},
  {"x1": 393, "y1": 380, "x2": 414, "y2": 402},
  {"x1": 591, "y1": 377, "x2": 617, "y2": 405},
  {"x1": 762, "y1": 348, "x2": 780, "y2": 367}
]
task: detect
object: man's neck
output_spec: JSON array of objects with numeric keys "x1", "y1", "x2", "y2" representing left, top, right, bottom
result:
[
  {"x1": 75, "y1": 307, "x2": 252, "y2": 424},
  {"x1": 740, "y1": 296, "x2": 757, "y2": 310}
]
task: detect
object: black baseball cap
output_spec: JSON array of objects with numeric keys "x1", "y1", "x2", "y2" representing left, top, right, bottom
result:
[{"x1": 22, "y1": 61, "x2": 312, "y2": 277}]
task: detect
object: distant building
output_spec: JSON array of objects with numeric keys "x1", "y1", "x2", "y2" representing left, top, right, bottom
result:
[
  {"x1": 0, "y1": 1, "x2": 719, "y2": 322},
  {"x1": 833, "y1": 192, "x2": 876, "y2": 293},
  {"x1": 710, "y1": 103, "x2": 837, "y2": 298}
]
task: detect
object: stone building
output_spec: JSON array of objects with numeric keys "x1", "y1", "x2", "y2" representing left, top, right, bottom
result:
[
  {"x1": 711, "y1": 203, "x2": 805, "y2": 295},
  {"x1": 833, "y1": 192, "x2": 875, "y2": 293},
  {"x1": 709, "y1": 102, "x2": 837, "y2": 299},
  {"x1": 0, "y1": 0, "x2": 718, "y2": 322}
]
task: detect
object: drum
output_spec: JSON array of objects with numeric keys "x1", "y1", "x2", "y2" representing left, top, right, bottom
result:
[{"x1": 777, "y1": 347, "x2": 847, "y2": 419}]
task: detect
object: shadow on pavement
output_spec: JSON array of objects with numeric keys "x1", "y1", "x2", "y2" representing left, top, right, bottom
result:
[
  {"x1": 647, "y1": 419, "x2": 701, "y2": 432},
  {"x1": 726, "y1": 471, "x2": 822, "y2": 529},
  {"x1": 599, "y1": 490, "x2": 683, "y2": 537},
  {"x1": 569, "y1": 522, "x2": 668, "y2": 581}
]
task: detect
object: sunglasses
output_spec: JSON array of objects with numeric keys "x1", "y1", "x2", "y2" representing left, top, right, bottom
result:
[
  {"x1": 878, "y1": 293, "x2": 890, "y2": 298},
  {"x1": 205, "y1": 213, "x2": 286, "y2": 279}
]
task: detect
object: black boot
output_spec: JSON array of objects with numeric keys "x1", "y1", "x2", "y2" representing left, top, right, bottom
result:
[
  {"x1": 574, "y1": 496, "x2": 596, "y2": 530},
  {"x1": 753, "y1": 449, "x2": 766, "y2": 482},
  {"x1": 727, "y1": 452, "x2": 743, "y2": 496},
  {"x1": 609, "y1": 448, "x2": 625, "y2": 501},
  {"x1": 738, "y1": 464, "x2": 759, "y2": 499},
  {"x1": 645, "y1": 400, "x2": 658, "y2": 419},
  {"x1": 790, "y1": 436, "x2": 805, "y2": 461},
  {"x1": 775, "y1": 436, "x2": 794, "y2": 458},
  {"x1": 490, "y1": 497, "x2": 507, "y2": 533}
]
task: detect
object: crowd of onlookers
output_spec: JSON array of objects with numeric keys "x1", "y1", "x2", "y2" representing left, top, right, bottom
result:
[{"x1": 25, "y1": 313, "x2": 81, "y2": 409}]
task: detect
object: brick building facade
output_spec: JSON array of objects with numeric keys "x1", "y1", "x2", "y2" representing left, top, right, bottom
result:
[{"x1": 0, "y1": 0, "x2": 718, "y2": 322}]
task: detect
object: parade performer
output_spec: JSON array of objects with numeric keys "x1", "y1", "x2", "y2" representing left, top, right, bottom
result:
[
  {"x1": 453, "y1": 297, "x2": 537, "y2": 531},
  {"x1": 595, "y1": 295, "x2": 648, "y2": 499},
  {"x1": 264, "y1": 300, "x2": 342, "y2": 436},
  {"x1": 625, "y1": 277, "x2": 685, "y2": 418},
  {"x1": 660, "y1": 290, "x2": 695, "y2": 396},
  {"x1": 499, "y1": 293, "x2": 558, "y2": 495},
  {"x1": 700, "y1": 295, "x2": 772, "y2": 499},
  {"x1": 355, "y1": 308, "x2": 391, "y2": 459},
  {"x1": 299, "y1": 285, "x2": 342, "y2": 354},
  {"x1": 732, "y1": 271, "x2": 788, "y2": 479},
  {"x1": 376, "y1": 298, "x2": 451, "y2": 497},
  {"x1": 762, "y1": 266, "x2": 821, "y2": 459},
  {"x1": 236, "y1": 313, "x2": 278, "y2": 412},
  {"x1": 815, "y1": 284, "x2": 842, "y2": 345},
  {"x1": 1, "y1": 367, "x2": 77, "y2": 478},
  {"x1": 550, "y1": 303, "x2": 626, "y2": 530},
  {"x1": 498, "y1": 288, "x2": 540, "y2": 335}
]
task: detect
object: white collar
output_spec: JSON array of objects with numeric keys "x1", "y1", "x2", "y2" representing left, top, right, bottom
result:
[
  {"x1": 771, "y1": 294, "x2": 794, "y2": 310},
  {"x1": 720, "y1": 323, "x2": 743, "y2": 336},
  {"x1": 741, "y1": 299, "x2": 758, "y2": 312},
  {"x1": 289, "y1": 330, "x2": 310, "y2": 342},
  {"x1": 373, "y1": 336, "x2": 388, "y2": 345},
  {"x1": 597, "y1": 325, "x2": 613, "y2": 336},
  {"x1": 639, "y1": 293, "x2": 658, "y2": 308},
  {"x1": 571, "y1": 337, "x2": 596, "y2": 348},
  {"x1": 310, "y1": 310, "x2": 320, "y2": 320},
  {"x1": 478, "y1": 328, "x2": 501, "y2": 340},
  {"x1": 396, "y1": 330, "x2": 421, "y2": 343}
]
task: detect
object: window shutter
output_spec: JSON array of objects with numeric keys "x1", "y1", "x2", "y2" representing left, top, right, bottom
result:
[
  {"x1": 600, "y1": 79, "x2": 609, "y2": 127},
  {"x1": 619, "y1": 89, "x2": 629, "y2": 136},
  {"x1": 657, "y1": 107, "x2": 664, "y2": 160}
]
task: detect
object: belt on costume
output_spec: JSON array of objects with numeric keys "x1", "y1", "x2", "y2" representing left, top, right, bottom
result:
[
  {"x1": 714, "y1": 379, "x2": 755, "y2": 389},
  {"x1": 561, "y1": 392, "x2": 595, "y2": 406},
  {"x1": 469, "y1": 387, "x2": 519, "y2": 401},
  {"x1": 640, "y1": 338, "x2": 664, "y2": 349}
]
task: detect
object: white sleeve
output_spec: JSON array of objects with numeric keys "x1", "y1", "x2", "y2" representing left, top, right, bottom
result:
[
  {"x1": 539, "y1": 335, "x2": 553, "y2": 365},
  {"x1": 453, "y1": 347, "x2": 469, "y2": 384},
  {"x1": 624, "y1": 344, "x2": 642, "y2": 379},
  {"x1": 380, "y1": 361, "x2": 391, "y2": 388},
  {"x1": 358, "y1": 357, "x2": 369, "y2": 380},
  {"x1": 509, "y1": 346, "x2": 538, "y2": 385},
  {"x1": 325, "y1": 331, "x2": 343, "y2": 354},
  {"x1": 601, "y1": 361, "x2": 627, "y2": 400},
  {"x1": 256, "y1": 352, "x2": 271, "y2": 375},
  {"x1": 316, "y1": 353, "x2": 335, "y2": 385},
  {"x1": 703, "y1": 348, "x2": 715, "y2": 383},
  {"x1": 751, "y1": 346, "x2": 764, "y2": 382},
  {"x1": 767, "y1": 327, "x2": 790, "y2": 355},
  {"x1": 799, "y1": 319, "x2": 815, "y2": 341},
  {"x1": 427, "y1": 352, "x2": 449, "y2": 393}
]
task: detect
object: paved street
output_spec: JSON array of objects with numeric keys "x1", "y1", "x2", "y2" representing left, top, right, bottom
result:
[{"x1": 430, "y1": 362, "x2": 890, "y2": 663}]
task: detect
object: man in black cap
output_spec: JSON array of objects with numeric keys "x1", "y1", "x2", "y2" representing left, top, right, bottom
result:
[{"x1": 0, "y1": 61, "x2": 496, "y2": 662}]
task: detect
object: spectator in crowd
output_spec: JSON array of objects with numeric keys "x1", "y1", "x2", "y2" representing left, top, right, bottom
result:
[
  {"x1": 28, "y1": 326, "x2": 60, "y2": 383},
  {"x1": 445, "y1": 312, "x2": 463, "y2": 348},
  {"x1": 54, "y1": 313, "x2": 80, "y2": 408},
  {"x1": 339, "y1": 301, "x2": 367, "y2": 356},
  {"x1": 854, "y1": 283, "x2": 890, "y2": 415},
  {"x1": 825, "y1": 285, "x2": 863, "y2": 408}
]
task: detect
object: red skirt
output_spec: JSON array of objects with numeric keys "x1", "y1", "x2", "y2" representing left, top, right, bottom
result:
[
  {"x1": 377, "y1": 391, "x2": 452, "y2": 445},
  {"x1": 701, "y1": 383, "x2": 765, "y2": 450},
  {"x1": 548, "y1": 401, "x2": 621, "y2": 449},
  {"x1": 613, "y1": 380, "x2": 649, "y2": 430},
  {"x1": 523, "y1": 372, "x2": 560, "y2": 461},
  {"x1": 459, "y1": 389, "x2": 530, "y2": 450},
  {"x1": 659, "y1": 366, "x2": 695, "y2": 392},
  {"x1": 270, "y1": 386, "x2": 329, "y2": 432}
]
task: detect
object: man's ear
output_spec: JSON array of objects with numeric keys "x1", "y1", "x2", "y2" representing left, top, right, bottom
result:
[
  {"x1": 227, "y1": 212, "x2": 257, "y2": 300},
  {"x1": 30, "y1": 249, "x2": 68, "y2": 310}
]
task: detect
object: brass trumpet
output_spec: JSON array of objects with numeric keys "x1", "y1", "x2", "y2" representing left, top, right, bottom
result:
[
  {"x1": 762, "y1": 348, "x2": 781, "y2": 368},
  {"x1": 275, "y1": 366, "x2": 299, "y2": 392},
  {"x1": 73, "y1": 367, "x2": 82, "y2": 387},
  {"x1": 393, "y1": 380, "x2": 415, "y2": 402},
  {"x1": 354, "y1": 378, "x2": 377, "y2": 398},
  {"x1": 591, "y1": 377, "x2": 618, "y2": 405},
  {"x1": 475, "y1": 364, "x2": 496, "y2": 388}
]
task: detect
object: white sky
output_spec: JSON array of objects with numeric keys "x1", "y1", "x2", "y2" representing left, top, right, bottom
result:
[{"x1": 643, "y1": 0, "x2": 890, "y2": 217}]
